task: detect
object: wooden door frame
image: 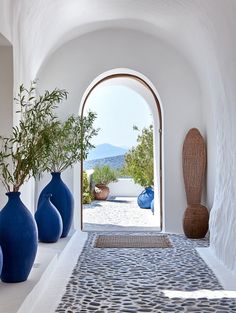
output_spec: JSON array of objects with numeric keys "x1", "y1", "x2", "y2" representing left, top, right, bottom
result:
[{"x1": 80, "y1": 73, "x2": 163, "y2": 231}]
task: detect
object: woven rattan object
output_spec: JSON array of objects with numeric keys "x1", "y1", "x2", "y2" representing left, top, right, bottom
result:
[
  {"x1": 183, "y1": 204, "x2": 209, "y2": 239},
  {"x1": 182, "y1": 128, "x2": 206, "y2": 204},
  {"x1": 182, "y1": 128, "x2": 209, "y2": 238}
]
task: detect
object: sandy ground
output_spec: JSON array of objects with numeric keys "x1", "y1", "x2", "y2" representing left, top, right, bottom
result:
[{"x1": 83, "y1": 197, "x2": 160, "y2": 231}]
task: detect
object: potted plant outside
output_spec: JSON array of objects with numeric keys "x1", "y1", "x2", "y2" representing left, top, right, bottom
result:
[
  {"x1": 122, "y1": 125, "x2": 154, "y2": 209},
  {"x1": 92, "y1": 165, "x2": 118, "y2": 200},
  {"x1": 0, "y1": 82, "x2": 67, "y2": 282},
  {"x1": 82, "y1": 171, "x2": 93, "y2": 204},
  {"x1": 37, "y1": 111, "x2": 98, "y2": 237}
]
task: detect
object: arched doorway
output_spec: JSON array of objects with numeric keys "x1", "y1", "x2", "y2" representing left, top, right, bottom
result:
[{"x1": 79, "y1": 70, "x2": 163, "y2": 231}]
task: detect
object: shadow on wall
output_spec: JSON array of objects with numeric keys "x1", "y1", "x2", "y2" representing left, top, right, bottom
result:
[{"x1": 0, "y1": 33, "x2": 13, "y2": 209}]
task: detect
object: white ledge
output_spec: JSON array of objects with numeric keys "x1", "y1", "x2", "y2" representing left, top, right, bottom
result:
[
  {"x1": 0, "y1": 230, "x2": 87, "y2": 313},
  {"x1": 197, "y1": 247, "x2": 236, "y2": 291}
]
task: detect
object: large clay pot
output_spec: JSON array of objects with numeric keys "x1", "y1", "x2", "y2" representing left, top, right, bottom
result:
[
  {"x1": 94, "y1": 184, "x2": 110, "y2": 200},
  {"x1": 35, "y1": 194, "x2": 63, "y2": 243},
  {"x1": 0, "y1": 192, "x2": 38, "y2": 283},
  {"x1": 38, "y1": 172, "x2": 74, "y2": 238},
  {"x1": 183, "y1": 205, "x2": 209, "y2": 239},
  {"x1": 137, "y1": 187, "x2": 154, "y2": 209}
]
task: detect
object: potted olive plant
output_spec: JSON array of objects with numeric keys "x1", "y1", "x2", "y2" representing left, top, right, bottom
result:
[
  {"x1": 82, "y1": 171, "x2": 93, "y2": 204},
  {"x1": 92, "y1": 165, "x2": 118, "y2": 200},
  {"x1": 37, "y1": 111, "x2": 98, "y2": 237},
  {"x1": 123, "y1": 125, "x2": 154, "y2": 209},
  {"x1": 0, "y1": 82, "x2": 67, "y2": 282}
]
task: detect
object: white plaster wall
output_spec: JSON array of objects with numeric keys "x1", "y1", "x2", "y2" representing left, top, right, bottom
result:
[
  {"x1": 108, "y1": 178, "x2": 143, "y2": 198},
  {"x1": 0, "y1": 1, "x2": 12, "y2": 44},
  {"x1": 36, "y1": 28, "x2": 204, "y2": 234},
  {"x1": 199, "y1": 4, "x2": 236, "y2": 276},
  {"x1": 0, "y1": 44, "x2": 13, "y2": 208}
]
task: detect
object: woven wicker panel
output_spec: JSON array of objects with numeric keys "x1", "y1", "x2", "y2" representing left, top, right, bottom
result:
[
  {"x1": 182, "y1": 128, "x2": 206, "y2": 205},
  {"x1": 94, "y1": 235, "x2": 172, "y2": 248}
]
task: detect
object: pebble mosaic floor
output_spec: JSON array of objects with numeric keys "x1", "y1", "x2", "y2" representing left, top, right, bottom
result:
[{"x1": 56, "y1": 233, "x2": 236, "y2": 313}]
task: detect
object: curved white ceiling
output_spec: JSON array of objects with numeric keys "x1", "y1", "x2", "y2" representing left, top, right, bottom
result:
[
  {"x1": 13, "y1": 0, "x2": 236, "y2": 80},
  {"x1": 0, "y1": 33, "x2": 11, "y2": 46}
]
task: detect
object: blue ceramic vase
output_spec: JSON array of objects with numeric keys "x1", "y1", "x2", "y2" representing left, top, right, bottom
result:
[
  {"x1": 0, "y1": 192, "x2": 38, "y2": 283},
  {"x1": 35, "y1": 194, "x2": 63, "y2": 243},
  {"x1": 38, "y1": 172, "x2": 74, "y2": 238},
  {"x1": 137, "y1": 187, "x2": 154, "y2": 209}
]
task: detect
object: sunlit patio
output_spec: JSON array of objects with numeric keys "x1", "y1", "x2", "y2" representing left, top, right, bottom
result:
[{"x1": 83, "y1": 197, "x2": 160, "y2": 231}]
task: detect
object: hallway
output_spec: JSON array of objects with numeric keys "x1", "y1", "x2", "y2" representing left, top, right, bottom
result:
[
  {"x1": 56, "y1": 233, "x2": 236, "y2": 312},
  {"x1": 1, "y1": 2, "x2": 236, "y2": 312}
]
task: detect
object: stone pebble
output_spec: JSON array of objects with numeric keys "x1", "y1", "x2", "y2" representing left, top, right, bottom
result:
[{"x1": 56, "y1": 233, "x2": 236, "y2": 312}]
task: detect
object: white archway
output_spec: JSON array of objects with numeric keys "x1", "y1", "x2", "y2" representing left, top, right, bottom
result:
[
  {"x1": 73, "y1": 68, "x2": 164, "y2": 231},
  {"x1": 36, "y1": 27, "x2": 204, "y2": 234}
]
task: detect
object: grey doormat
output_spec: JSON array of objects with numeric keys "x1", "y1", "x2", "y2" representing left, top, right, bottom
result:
[{"x1": 94, "y1": 235, "x2": 172, "y2": 248}]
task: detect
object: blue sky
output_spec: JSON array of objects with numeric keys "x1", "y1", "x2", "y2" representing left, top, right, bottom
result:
[{"x1": 84, "y1": 85, "x2": 153, "y2": 148}]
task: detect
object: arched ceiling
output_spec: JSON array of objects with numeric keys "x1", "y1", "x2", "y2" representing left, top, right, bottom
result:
[
  {"x1": 0, "y1": 0, "x2": 12, "y2": 44},
  {"x1": 12, "y1": 0, "x2": 236, "y2": 82},
  {"x1": 0, "y1": 33, "x2": 11, "y2": 46}
]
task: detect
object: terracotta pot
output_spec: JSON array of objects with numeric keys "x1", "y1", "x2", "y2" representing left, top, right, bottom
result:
[
  {"x1": 94, "y1": 184, "x2": 110, "y2": 200},
  {"x1": 183, "y1": 204, "x2": 209, "y2": 239}
]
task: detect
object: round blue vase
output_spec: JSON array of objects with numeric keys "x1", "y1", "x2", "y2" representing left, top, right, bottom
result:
[
  {"x1": 35, "y1": 194, "x2": 63, "y2": 243},
  {"x1": 0, "y1": 192, "x2": 38, "y2": 283},
  {"x1": 38, "y1": 172, "x2": 74, "y2": 238},
  {"x1": 137, "y1": 187, "x2": 154, "y2": 209}
]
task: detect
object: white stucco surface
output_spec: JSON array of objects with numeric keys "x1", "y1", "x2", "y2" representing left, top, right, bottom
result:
[
  {"x1": 108, "y1": 179, "x2": 144, "y2": 198},
  {"x1": 0, "y1": 41, "x2": 13, "y2": 208},
  {"x1": 0, "y1": 0, "x2": 235, "y2": 275}
]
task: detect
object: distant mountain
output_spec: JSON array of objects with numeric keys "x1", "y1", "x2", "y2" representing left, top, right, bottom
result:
[
  {"x1": 84, "y1": 155, "x2": 125, "y2": 170},
  {"x1": 87, "y1": 143, "x2": 128, "y2": 161}
]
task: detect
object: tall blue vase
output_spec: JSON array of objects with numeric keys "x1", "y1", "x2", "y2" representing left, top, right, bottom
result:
[
  {"x1": 0, "y1": 192, "x2": 38, "y2": 283},
  {"x1": 38, "y1": 172, "x2": 74, "y2": 238},
  {"x1": 137, "y1": 187, "x2": 154, "y2": 209},
  {"x1": 35, "y1": 194, "x2": 63, "y2": 243}
]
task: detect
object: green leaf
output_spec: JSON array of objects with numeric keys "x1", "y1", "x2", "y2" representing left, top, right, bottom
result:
[{"x1": 122, "y1": 125, "x2": 154, "y2": 187}]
